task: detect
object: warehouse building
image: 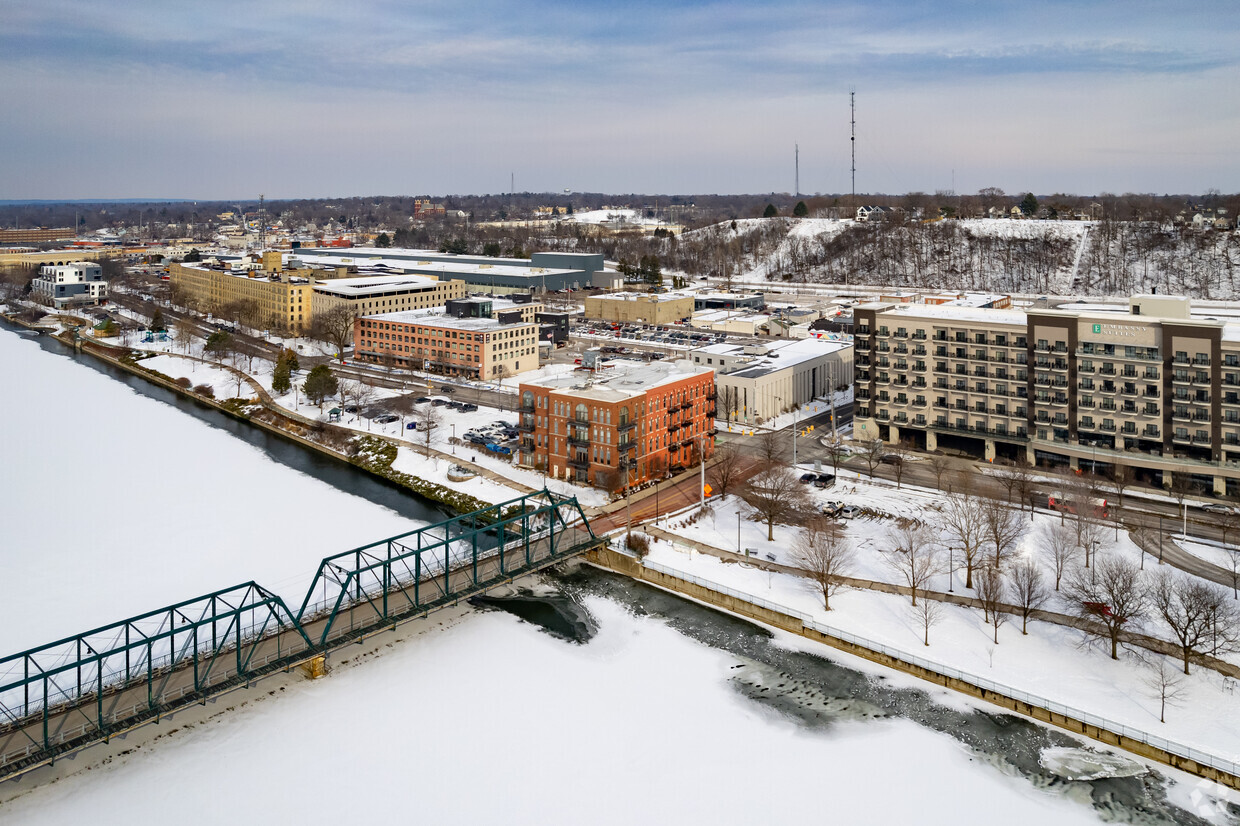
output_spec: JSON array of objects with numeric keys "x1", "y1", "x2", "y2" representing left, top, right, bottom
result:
[
  {"x1": 583, "y1": 292, "x2": 693, "y2": 325},
  {"x1": 691, "y1": 338, "x2": 853, "y2": 424},
  {"x1": 354, "y1": 310, "x2": 539, "y2": 380}
]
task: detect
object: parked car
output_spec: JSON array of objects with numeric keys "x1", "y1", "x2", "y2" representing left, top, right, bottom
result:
[
  {"x1": 415, "y1": 396, "x2": 432, "y2": 404},
  {"x1": 406, "y1": 422, "x2": 419, "y2": 430},
  {"x1": 1202, "y1": 503, "x2": 1236, "y2": 515},
  {"x1": 799, "y1": 473, "x2": 817, "y2": 484},
  {"x1": 461, "y1": 403, "x2": 478, "y2": 412},
  {"x1": 840, "y1": 505, "x2": 858, "y2": 519},
  {"x1": 814, "y1": 473, "x2": 835, "y2": 489},
  {"x1": 375, "y1": 414, "x2": 399, "y2": 424}
]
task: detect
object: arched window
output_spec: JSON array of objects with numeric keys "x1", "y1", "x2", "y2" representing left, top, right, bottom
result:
[
  {"x1": 575, "y1": 403, "x2": 588, "y2": 422},
  {"x1": 522, "y1": 390, "x2": 534, "y2": 410}
]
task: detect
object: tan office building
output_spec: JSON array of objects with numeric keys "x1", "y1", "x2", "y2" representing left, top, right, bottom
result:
[
  {"x1": 583, "y1": 292, "x2": 693, "y2": 325},
  {"x1": 853, "y1": 296, "x2": 1240, "y2": 496}
]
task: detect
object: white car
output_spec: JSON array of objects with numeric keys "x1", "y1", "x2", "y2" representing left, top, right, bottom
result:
[{"x1": 1202, "y1": 503, "x2": 1236, "y2": 516}]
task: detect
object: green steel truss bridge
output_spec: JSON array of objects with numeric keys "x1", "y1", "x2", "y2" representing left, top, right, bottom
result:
[{"x1": 0, "y1": 490, "x2": 600, "y2": 781}]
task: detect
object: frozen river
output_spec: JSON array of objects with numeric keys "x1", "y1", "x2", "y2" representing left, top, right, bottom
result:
[{"x1": 0, "y1": 323, "x2": 1229, "y2": 825}]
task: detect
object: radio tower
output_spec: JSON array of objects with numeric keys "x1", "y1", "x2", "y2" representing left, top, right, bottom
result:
[
  {"x1": 849, "y1": 90, "x2": 856, "y2": 201},
  {"x1": 795, "y1": 143, "x2": 800, "y2": 197}
]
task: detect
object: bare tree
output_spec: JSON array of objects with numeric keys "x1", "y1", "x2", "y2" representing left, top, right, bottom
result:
[
  {"x1": 339, "y1": 379, "x2": 377, "y2": 416},
  {"x1": 1142, "y1": 658, "x2": 1187, "y2": 724},
  {"x1": 940, "y1": 490, "x2": 988, "y2": 589},
  {"x1": 884, "y1": 522, "x2": 941, "y2": 606},
  {"x1": 822, "y1": 434, "x2": 847, "y2": 476},
  {"x1": 174, "y1": 322, "x2": 195, "y2": 355},
  {"x1": 861, "y1": 438, "x2": 886, "y2": 479},
  {"x1": 706, "y1": 443, "x2": 744, "y2": 500},
  {"x1": 1013, "y1": 464, "x2": 1036, "y2": 514},
  {"x1": 741, "y1": 467, "x2": 811, "y2": 541},
  {"x1": 1077, "y1": 510, "x2": 1106, "y2": 569},
  {"x1": 928, "y1": 456, "x2": 952, "y2": 491},
  {"x1": 994, "y1": 464, "x2": 1023, "y2": 505},
  {"x1": 1064, "y1": 554, "x2": 1148, "y2": 660},
  {"x1": 794, "y1": 518, "x2": 854, "y2": 610},
  {"x1": 310, "y1": 304, "x2": 355, "y2": 362},
  {"x1": 912, "y1": 597, "x2": 943, "y2": 647},
  {"x1": 888, "y1": 443, "x2": 908, "y2": 489},
  {"x1": 1150, "y1": 571, "x2": 1238, "y2": 674},
  {"x1": 416, "y1": 402, "x2": 441, "y2": 457},
  {"x1": 1008, "y1": 558, "x2": 1049, "y2": 634},
  {"x1": 981, "y1": 496, "x2": 1025, "y2": 569},
  {"x1": 1107, "y1": 464, "x2": 1133, "y2": 510},
  {"x1": 1044, "y1": 522, "x2": 1076, "y2": 591},
  {"x1": 975, "y1": 563, "x2": 1009, "y2": 643},
  {"x1": 1228, "y1": 548, "x2": 1240, "y2": 602},
  {"x1": 755, "y1": 429, "x2": 788, "y2": 468}
]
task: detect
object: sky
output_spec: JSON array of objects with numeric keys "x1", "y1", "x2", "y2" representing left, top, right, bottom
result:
[{"x1": 2, "y1": 1, "x2": 1237, "y2": 200}]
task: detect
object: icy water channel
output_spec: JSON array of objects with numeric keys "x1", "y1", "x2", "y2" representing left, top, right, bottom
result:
[{"x1": 478, "y1": 566, "x2": 1239, "y2": 826}]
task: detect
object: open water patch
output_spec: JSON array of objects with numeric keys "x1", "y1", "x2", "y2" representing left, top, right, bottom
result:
[{"x1": 469, "y1": 589, "x2": 598, "y2": 644}]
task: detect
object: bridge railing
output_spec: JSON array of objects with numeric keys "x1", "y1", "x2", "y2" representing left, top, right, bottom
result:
[{"x1": 0, "y1": 489, "x2": 598, "y2": 772}]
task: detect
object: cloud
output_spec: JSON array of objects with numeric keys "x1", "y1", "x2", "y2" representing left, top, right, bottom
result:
[{"x1": 1, "y1": 0, "x2": 1237, "y2": 197}]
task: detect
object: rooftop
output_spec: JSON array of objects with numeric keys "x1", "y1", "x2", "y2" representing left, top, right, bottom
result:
[
  {"x1": 521, "y1": 359, "x2": 712, "y2": 401},
  {"x1": 364, "y1": 310, "x2": 534, "y2": 331},
  {"x1": 590, "y1": 291, "x2": 692, "y2": 302},
  {"x1": 696, "y1": 337, "x2": 850, "y2": 378},
  {"x1": 312, "y1": 274, "x2": 442, "y2": 296}
]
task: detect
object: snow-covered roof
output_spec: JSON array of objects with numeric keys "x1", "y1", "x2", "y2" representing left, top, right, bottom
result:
[
  {"x1": 871, "y1": 303, "x2": 1029, "y2": 326},
  {"x1": 312, "y1": 274, "x2": 442, "y2": 296},
  {"x1": 521, "y1": 359, "x2": 711, "y2": 400},
  {"x1": 363, "y1": 310, "x2": 534, "y2": 331}
]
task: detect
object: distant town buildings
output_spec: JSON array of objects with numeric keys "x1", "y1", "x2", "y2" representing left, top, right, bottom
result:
[{"x1": 516, "y1": 359, "x2": 716, "y2": 489}]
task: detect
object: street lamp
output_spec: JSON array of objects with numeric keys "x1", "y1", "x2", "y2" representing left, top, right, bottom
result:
[
  {"x1": 948, "y1": 546, "x2": 954, "y2": 592},
  {"x1": 451, "y1": 423, "x2": 456, "y2": 455}
]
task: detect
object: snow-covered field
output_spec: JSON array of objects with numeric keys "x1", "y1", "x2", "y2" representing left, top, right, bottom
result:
[
  {"x1": 0, "y1": 329, "x2": 418, "y2": 653},
  {"x1": 0, "y1": 596, "x2": 1105, "y2": 826}
]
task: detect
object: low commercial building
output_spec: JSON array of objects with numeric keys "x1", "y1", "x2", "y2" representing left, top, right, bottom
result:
[
  {"x1": 584, "y1": 292, "x2": 693, "y2": 325},
  {"x1": 689, "y1": 309, "x2": 770, "y2": 336},
  {"x1": 854, "y1": 295, "x2": 1240, "y2": 496},
  {"x1": 32, "y1": 262, "x2": 107, "y2": 308},
  {"x1": 444, "y1": 294, "x2": 543, "y2": 325},
  {"x1": 691, "y1": 338, "x2": 853, "y2": 424},
  {"x1": 354, "y1": 311, "x2": 539, "y2": 380},
  {"x1": 693, "y1": 291, "x2": 765, "y2": 311},
  {"x1": 0, "y1": 228, "x2": 76, "y2": 244},
  {"x1": 291, "y1": 248, "x2": 622, "y2": 292},
  {"x1": 516, "y1": 360, "x2": 716, "y2": 489}
]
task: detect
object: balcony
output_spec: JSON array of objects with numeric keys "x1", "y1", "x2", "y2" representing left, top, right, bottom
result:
[
  {"x1": 618, "y1": 419, "x2": 638, "y2": 433},
  {"x1": 519, "y1": 401, "x2": 535, "y2": 412},
  {"x1": 568, "y1": 455, "x2": 590, "y2": 470},
  {"x1": 567, "y1": 434, "x2": 590, "y2": 448},
  {"x1": 517, "y1": 420, "x2": 536, "y2": 433}
]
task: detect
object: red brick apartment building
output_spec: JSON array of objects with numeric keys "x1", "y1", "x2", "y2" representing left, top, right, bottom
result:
[{"x1": 516, "y1": 360, "x2": 716, "y2": 490}]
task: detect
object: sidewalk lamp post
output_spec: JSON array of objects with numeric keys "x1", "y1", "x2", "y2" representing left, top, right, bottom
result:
[
  {"x1": 451, "y1": 423, "x2": 456, "y2": 455},
  {"x1": 948, "y1": 546, "x2": 954, "y2": 593},
  {"x1": 737, "y1": 511, "x2": 741, "y2": 554}
]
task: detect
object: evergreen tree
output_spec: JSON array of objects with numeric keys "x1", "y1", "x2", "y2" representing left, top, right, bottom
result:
[
  {"x1": 204, "y1": 330, "x2": 232, "y2": 355},
  {"x1": 183, "y1": 248, "x2": 202, "y2": 262},
  {"x1": 793, "y1": 200, "x2": 809, "y2": 217},
  {"x1": 303, "y1": 364, "x2": 338, "y2": 408},
  {"x1": 376, "y1": 232, "x2": 391, "y2": 248},
  {"x1": 763, "y1": 203, "x2": 778, "y2": 218},
  {"x1": 1019, "y1": 193, "x2": 1039, "y2": 216},
  {"x1": 150, "y1": 307, "x2": 165, "y2": 331},
  {"x1": 279, "y1": 347, "x2": 300, "y2": 373},
  {"x1": 271, "y1": 359, "x2": 291, "y2": 395}
]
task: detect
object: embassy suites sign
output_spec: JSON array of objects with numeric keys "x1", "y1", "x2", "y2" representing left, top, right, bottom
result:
[{"x1": 1085, "y1": 321, "x2": 1145, "y2": 339}]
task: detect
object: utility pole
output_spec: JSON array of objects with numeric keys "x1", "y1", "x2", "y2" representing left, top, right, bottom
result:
[
  {"x1": 850, "y1": 89, "x2": 856, "y2": 202},
  {"x1": 795, "y1": 143, "x2": 800, "y2": 198}
]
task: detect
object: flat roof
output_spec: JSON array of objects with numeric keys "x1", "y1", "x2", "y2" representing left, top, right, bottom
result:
[
  {"x1": 312, "y1": 274, "x2": 442, "y2": 296},
  {"x1": 695, "y1": 337, "x2": 850, "y2": 378},
  {"x1": 363, "y1": 310, "x2": 534, "y2": 331},
  {"x1": 867, "y1": 303, "x2": 1029, "y2": 326},
  {"x1": 590, "y1": 291, "x2": 692, "y2": 302},
  {"x1": 521, "y1": 359, "x2": 713, "y2": 401}
]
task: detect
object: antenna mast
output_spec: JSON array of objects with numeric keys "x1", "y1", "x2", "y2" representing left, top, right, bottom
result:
[
  {"x1": 258, "y1": 194, "x2": 266, "y2": 250},
  {"x1": 795, "y1": 143, "x2": 800, "y2": 197},
  {"x1": 849, "y1": 90, "x2": 856, "y2": 201}
]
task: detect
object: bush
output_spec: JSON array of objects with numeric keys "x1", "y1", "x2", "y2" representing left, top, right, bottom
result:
[
  {"x1": 625, "y1": 533, "x2": 651, "y2": 559},
  {"x1": 193, "y1": 383, "x2": 215, "y2": 398},
  {"x1": 174, "y1": 376, "x2": 192, "y2": 389}
]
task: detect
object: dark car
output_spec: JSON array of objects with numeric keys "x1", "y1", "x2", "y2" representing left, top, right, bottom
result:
[
  {"x1": 880, "y1": 454, "x2": 904, "y2": 465},
  {"x1": 375, "y1": 414, "x2": 399, "y2": 424},
  {"x1": 415, "y1": 396, "x2": 432, "y2": 404},
  {"x1": 799, "y1": 473, "x2": 817, "y2": 484},
  {"x1": 406, "y1": 422, "x2": 419, "y2": 430},
  {"x1": 814, "y1": 473, "x2": 835, "y2": 489},
  {"x1": 461, "y1": 403, "x2": 478, "y2": 412},
  {"x1": 432, "y1": 399, "x2": 449, "y2": 407},
  {"x1": 344, "y1": 405, "x2": 359, "y2": 413}
]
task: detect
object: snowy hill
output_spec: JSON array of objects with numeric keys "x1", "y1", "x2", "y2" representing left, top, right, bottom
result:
[{"x1": 674, "y1": 218, "x2": 1239, "y2": 299}]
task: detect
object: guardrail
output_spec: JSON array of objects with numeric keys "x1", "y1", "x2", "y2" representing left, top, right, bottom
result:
[{"x1": 639, "y1": 559, "x2": 1240, "y2": 780}]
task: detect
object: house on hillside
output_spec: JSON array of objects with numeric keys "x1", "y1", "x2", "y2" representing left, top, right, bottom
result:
[{"x1": 855, "y1": 205, "x2": 894, "y2": 222}]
